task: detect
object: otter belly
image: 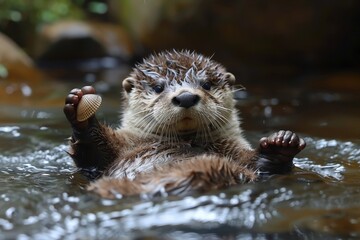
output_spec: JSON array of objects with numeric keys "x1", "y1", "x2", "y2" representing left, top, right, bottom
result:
[{"x1": 106, "y1": 142, "x2": 208, "y2": 180}]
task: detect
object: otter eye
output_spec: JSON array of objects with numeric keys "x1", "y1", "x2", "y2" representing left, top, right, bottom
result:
[
  {"x1": 153, "y1": 85, "x2": 164, "y2": 93},
  {"x1": 201, "y1": 82, "x2": 211, "y2": 90}
]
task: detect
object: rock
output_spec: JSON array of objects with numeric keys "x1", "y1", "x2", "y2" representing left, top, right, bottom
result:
[
  {"x1": 0, "y1": 32, "x2": 64, "y2": 107},
  {"x1": 36, "y1": 20, "x2": 135, "y2": 62},
  {"x1": 0, "y1": 32, "x2": 42, "y2": 81}
]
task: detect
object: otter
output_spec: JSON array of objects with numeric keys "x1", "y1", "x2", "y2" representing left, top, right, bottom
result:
[{"x1": 63, "y1": 50, "x2": 306, "y2": 198}]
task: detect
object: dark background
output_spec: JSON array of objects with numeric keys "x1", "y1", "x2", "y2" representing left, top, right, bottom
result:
[{"x1": 0, "y1": 0, "x2": 359, "y2": 138}]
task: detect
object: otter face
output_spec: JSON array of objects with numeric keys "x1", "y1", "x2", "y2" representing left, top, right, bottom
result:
[{"x1": 121, "y1": 51, "x2": 239, "y2": 141}]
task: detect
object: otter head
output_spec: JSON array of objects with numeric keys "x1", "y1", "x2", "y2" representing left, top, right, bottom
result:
[{"x1": 121, "y1": 50, "x2": 240, "y2": 142}]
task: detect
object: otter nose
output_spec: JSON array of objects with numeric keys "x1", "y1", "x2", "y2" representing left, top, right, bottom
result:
[{"x1": 172, "y1": 92, "x2": 200, "y2": 108}]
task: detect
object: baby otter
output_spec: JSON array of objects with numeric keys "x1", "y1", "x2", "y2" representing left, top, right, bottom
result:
[{"x1": 64, "y1": 50, "x2": 306, "y2": 198}]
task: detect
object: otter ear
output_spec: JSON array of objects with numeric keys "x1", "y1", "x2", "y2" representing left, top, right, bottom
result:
[
  {"x1": 224, "y1": 72, "x2": 236, "y2": 85},
  {"x1": 122, "y1": 77, "x2": 135, "y2": 93}
]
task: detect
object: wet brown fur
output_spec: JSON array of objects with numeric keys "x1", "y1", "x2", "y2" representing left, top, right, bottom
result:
[
  {"x1": 65, "y1": 50, "x2": 305, "y2": 198},
  {"x1": 88, "y1": 155, "x2": 257, "y2": 198}
]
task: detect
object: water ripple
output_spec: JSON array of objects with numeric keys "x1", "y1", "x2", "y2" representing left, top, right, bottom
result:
[
  {"x1": 293, "y1": 137, "x2": 360, "y2": 181},
  {"x1": 0, "y1": 126, "x2": 21, "y2": 137},
  {"x1": 1, "y1": 127, "x2": 360, "y2": 239}
]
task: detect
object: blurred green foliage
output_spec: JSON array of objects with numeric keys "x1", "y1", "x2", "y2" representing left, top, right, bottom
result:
[
  {"x1": 0, "y1": 64, "x2": 8, "y2": 78},
  {"x1": 0, "y1": 0, "x2": 86, "y2": 27}
]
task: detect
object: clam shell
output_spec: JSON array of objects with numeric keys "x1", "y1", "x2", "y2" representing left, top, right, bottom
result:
[{"x1": 77, "y1": 94, "x2": 102, "y2": 122}]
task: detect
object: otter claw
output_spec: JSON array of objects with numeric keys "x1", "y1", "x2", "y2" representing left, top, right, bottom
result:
[
  {"x1": 256, "y1": 130, "x2": 306, "y2": 174},
  {"x1": 259, "y1": 130, "x2": 306, "y2": 162}
]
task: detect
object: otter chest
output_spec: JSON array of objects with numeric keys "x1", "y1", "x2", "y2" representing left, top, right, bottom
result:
[{"x1": 107, "y1": 142, "x2": 209, "y2": 180}]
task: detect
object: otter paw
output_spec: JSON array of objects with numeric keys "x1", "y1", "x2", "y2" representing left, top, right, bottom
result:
[
  {"x1": 63, "y1": 86, "x2": 96, "y2": 130},
  {"x1": 259, "y1": 130, "x2": 306, "y2": 163}
]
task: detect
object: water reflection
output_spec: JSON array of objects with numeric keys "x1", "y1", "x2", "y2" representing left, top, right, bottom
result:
[
  {"x1": 0, "y1": 87, "x2": 359, "y2": 239},
  {"x1": 0, "y1": 126, "x2": 359, "y2": 239},
  {"x1": 0, "y1": 126, "x2": 20, "y2": 137}
]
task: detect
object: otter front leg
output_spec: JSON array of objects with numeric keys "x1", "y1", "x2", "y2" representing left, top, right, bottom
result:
[
  {"x1": 256, "y1": 130, "x2": 306, "y2": 175},
  {"x1": 64, "y1": 86, "x2": 118, "y2": 172}
]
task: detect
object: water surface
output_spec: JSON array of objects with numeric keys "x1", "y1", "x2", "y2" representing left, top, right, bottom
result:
[{"x1": 0, "y1": 79, "x2": 359, "y2": 239}]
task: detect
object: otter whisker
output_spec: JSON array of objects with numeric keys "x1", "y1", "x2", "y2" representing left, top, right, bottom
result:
[
  {"x1": 137, "y1": 115, "x2": 158, "y2": 138},
  {"x1": 232, "y1": 84, "x2": 246, "y2": 91},
  {"x1": 132, "y1": 109, "x2": 153, "y2": 124},
  {"x1": 213, "y1": 107, "x2": 231, "y2": 122},
  {"x1": 130, "y1": 109, "x2": 148, "y2": 119},
  {"x1": 133, "y1": 116, "x2": 152, "y2": 131},
  {"x1": 167, "y1": 112, "x2": 180, "y2": 144},
  {"x1": 197, "y1": 110, "x2": 215, "y2": 143},
  {"x1": 202, "y1": 114, "x2": 214, "y2": 142},
  {"x1": 132, "y1": 112, "x2": 155, "y2": 134},
  {"x1": 155, "y1": 111, "x2": 171, "y2": 139},
  {"x1": 210, "y1": 113, "x2": 229, "y2": 133},
  {"x1": 216, "y1": 105, "x2": 232, "y2": 112},
  {"x1": 205, "y1": 109, "x2": 229, "y2": 135}
]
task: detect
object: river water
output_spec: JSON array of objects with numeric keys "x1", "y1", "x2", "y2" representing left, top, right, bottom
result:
[{"x1": 0, "y1": 75, "x2": 359, "y2": 239}]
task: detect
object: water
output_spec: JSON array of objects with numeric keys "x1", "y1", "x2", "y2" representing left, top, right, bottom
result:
[{"x1": 0, "y1": 79, "x2": 359, "y2": 239}]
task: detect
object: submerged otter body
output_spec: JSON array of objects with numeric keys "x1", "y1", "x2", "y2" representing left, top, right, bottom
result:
[{"x1": 64, "y1": 50, "x2": 306, "y2": 198}]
